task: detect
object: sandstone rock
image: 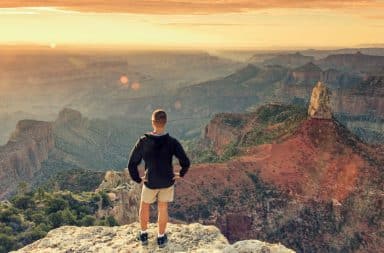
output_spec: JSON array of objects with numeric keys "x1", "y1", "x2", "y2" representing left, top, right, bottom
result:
[
  {"x1": 224, "y1": 240, "x2": 295, "y2": 253},
  {"x1": 203, "y1": 113, "x2": 248, "y2": 155},
  {"x1": 308, "y1": 82, "x2": 333, "y2": 119},
  {"x1": 95, "y1": 169, "x2": 141, "y2": 225},
  {"x1": 0, "y1": 120, "x2": 54, "y2": 199},
  {"x1": 12, "y1": 222, "x2": 294, "y2": 253}
]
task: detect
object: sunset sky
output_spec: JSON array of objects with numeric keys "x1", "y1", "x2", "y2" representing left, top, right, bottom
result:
[{"x1": 1, "y1": 0, "x2": 384, "y2": 49}]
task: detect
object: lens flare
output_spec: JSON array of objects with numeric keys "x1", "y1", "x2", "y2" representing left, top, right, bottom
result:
[
  {"x1": 174, "y1": 100, "x2": 182, "y2": 110},
  {"x1": 120, "y1": 75, "x2": 129, "y2": 86},
  {"x1": 131, "y1": 81, "x2": 141, "y2": 91}
]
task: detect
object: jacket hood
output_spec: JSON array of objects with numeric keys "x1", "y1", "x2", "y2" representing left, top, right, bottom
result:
[{"x1": 144, "y1": 132, "x2": 169, "y2": 148}]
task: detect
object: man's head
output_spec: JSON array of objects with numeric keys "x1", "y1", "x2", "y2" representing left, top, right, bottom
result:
[{"x1": 151, "y1": 109, "x2": 167, "y2": 129}]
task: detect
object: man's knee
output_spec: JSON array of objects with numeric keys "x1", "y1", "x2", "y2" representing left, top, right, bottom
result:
[
  {"x1": 140, "y1": 201, "x2": 150, "y2": 211},
  {"x1": 157, "y1": 201, "x2": 168, "y2": 211}
]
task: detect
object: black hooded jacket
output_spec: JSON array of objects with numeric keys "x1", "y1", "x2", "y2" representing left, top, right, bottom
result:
[{"x1": 127, "y1": 132, "x2": 190, "y2": 189}]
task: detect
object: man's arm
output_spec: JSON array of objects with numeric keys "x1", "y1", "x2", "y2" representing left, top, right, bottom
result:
[
  {"x1": 127, "y1": 137, "x2": 144, "y2": 183},
  {"x1": 174, "y1": 139, "x2": 190, "y2": 177}
]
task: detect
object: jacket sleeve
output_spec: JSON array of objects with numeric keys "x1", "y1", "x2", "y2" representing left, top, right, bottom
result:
[
  {"x1": 127, "y1": 137, "x2": 143, "y2": 183},
  {"x1": 174, "y1": 139, "x2": 191, "y2": 177}
]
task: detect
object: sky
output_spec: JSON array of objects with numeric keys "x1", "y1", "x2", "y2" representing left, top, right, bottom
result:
[{"x1": 1, "y1": 0, "x2": 384, "y2": 49}]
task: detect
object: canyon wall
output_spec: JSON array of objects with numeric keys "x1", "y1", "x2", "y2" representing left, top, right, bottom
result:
[{"x1": 0, "y1": 120, "x2": 54, "y2": 198}]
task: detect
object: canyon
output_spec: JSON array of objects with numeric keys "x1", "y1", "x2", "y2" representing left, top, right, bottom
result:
[{"x1": 0, "y1": 120, "x2": 54, "y2": 198}]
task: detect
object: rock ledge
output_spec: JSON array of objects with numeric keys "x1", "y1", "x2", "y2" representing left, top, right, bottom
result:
[{"x1": 12, "y1": 222, "x2": 295, "y2": 253}]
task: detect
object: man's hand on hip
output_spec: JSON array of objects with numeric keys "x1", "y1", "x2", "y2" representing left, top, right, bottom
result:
[{"x1": 173, "y1": 172, "x2": 180, "y2": 180}]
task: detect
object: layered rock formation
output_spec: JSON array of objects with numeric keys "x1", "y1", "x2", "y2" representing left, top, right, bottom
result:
[
  {"x1": 12, "y1": 222, "x2": 294, "y2": 253},
  {"x1": 173, "y1": 101, "x2": 384, "y2": 252},
  {"x1": 282, "y1": 62, "x2": 323, "y2": 99},
  {"x1": 316, "y1": 51, "x2": 384, "y2": 73},
  {"x1": 308, "y1": 82, "x2": 333, "y2": 119},
  {"x1": 335, "y1": 75, "x2": 384, "y2": 116},
  {"x1": 203, "y1": 112, "x2": 247, "y2": 154},
  {"x1": 261, "y1": 52, "x2": 314, "y2": 68},
  {"x1": 289, "y1": 62, "x2": 322, "y2": 84},
  {"x1": 0, "y1": 120, "x2": 54, "y2": 198},
  {"x1": 95, "y1": 169, "x2": 141, "y2": 225}
]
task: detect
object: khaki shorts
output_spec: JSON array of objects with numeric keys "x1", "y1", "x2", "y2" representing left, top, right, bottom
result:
[{"x1": 141, "y1": 184, "x2": 174, "y2": 204}]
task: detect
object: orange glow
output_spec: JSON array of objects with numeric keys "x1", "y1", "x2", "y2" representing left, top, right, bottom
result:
[
  {"x1": 0, "y1": 6, "x2": 383, "y2": 49},
  {"x1": 131, "y1": 82, "x2": 141, "y2": 91},
  {"x1": 119, "y1": 75, "x2": 129, "y2": 86},
  {"x1": 174, "y1": 100, "x2": 182, "y2": 110}
]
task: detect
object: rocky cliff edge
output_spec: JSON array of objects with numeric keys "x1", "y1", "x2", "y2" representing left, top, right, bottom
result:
[{"x1": 12, "y1": 222, "x2": 294, "y2": 253}]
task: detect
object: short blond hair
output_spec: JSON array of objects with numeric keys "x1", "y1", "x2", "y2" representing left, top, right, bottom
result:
[{"x1": 152, "y1": 109, "x2": 167, "y2": 127}]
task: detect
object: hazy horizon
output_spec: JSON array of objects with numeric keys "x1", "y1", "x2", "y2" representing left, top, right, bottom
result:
[{"x1": 1, "y1": 2, "x2": 384, "y2": 49}]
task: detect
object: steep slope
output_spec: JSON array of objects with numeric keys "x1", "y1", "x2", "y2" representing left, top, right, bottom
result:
[
  {"x1": 0, "y1": 108, "x2": 141, "y2": 199},
  {"x1": 176, "y1": 64, "x2": 288, "y2": 115},
  {"x1": 0, "y1": 120, "x2": 54, "y2": 199},
  {"x1": 167, "y1": 85, "x2": 383, "y2": 252},
  {"x1": 331, "y1": 74, "x2": 384, "y2": 143},
  {"x1": 49, "y1": 108, "x2": 134, "y2": 170},
  {"x1": 282, "y1": 62, "x2": 323, "y2": 99}
]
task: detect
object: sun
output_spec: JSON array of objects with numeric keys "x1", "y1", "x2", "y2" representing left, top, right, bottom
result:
[{"x1": 50, "y1": 43, "x2": 57, "y2": 49}]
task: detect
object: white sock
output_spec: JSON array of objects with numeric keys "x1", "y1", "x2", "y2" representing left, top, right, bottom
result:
[
  {"x1": 158, "y1": 233, "x2": 164, "y2": 237},
  {"x1": 141, "y1": 230, "x2": 147, "y2": 235}
]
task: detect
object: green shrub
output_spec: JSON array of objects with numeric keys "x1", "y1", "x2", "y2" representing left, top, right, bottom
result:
[
  {"x1": 48, "y1": 212, "x2": 64, "y2": 228},
  {"x1": 99, "y1": 191, "x2": 112, "y2": 209},
  {"x1": 17, "y1": 227, "x2": 47, "y2": 245},
  {"x1": 11, "y1": 195, "x2": 34, "y2": 210},
  {"x1": 0, "y1": 234, "x2": 15, "y2": 252},
  {"x1": 30, "y1": 212, "x2": 47, "y2": 224},
  {"x1": 106, "y1": 216, "x2": 119, "y2": 226},
  {"x1": 219, "y1": 141, "x2": 240, "y2": 161},
  {"x1": 80, "y1": 215, "x2": 96, "y2": 226},
  {"x1": 45, "y1": 197, "x2": 68, "y2": 214},
  {"x1": 60, "y1": 208, "x2": 77, "y2": 226}
]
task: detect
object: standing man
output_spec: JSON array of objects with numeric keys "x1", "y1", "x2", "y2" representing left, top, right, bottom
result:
[{"x1": 127, "y1": 109, "x2": 190, "y2": 248}]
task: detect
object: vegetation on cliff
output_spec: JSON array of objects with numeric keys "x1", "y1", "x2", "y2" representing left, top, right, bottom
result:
[{"x1": 0, "y1": 186, "x2": 116, "y2": 253}]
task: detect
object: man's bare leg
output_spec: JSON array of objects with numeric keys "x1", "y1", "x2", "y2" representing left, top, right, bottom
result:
[
  {"x1": 157, "y1": 201, "x2": 168, "y2": 235},
  {"x1": 139, "y1": 201, "x2": 150, "y2": 231}
]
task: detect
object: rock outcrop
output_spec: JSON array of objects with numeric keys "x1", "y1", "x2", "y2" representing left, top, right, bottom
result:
[
  {"x1": 0, "y1": 120, "x2": 54, "y2": 198},
  {"x1": 12, "y1": 222, "x2": 295, "y2": 253},
  {"x1": 203, "y1": 113, "x2": 246, "y2": 154},
  {"x1": 308, "y1": 82, "x2": 333, "y2": 119},
  {"x1": 95, "y1": 169, "x2": 141, "y2": 225},
  {"x1": 171, "y1": 103, "x2": 383, "y2": 252}
]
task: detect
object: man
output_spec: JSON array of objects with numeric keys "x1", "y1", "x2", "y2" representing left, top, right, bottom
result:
[{"x1": 127, "y1": 109, "x2": 190, "y2": 248}]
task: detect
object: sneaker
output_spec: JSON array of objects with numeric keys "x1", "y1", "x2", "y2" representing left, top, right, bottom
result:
[
  {"x1": 137, "y1": 231, "x2": 148, "y2": 246},
  {"x1": 157, "y1": 234, "x2": 168, "y2": 248}
]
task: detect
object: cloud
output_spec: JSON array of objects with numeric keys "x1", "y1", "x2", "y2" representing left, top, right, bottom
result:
[
  {"x1": 162, "y1": 23, "x2": 280, "y2": 27},
  {"x1": 162, "y1": 23, "x2": 242, "y2": 27},
  {"x1": 365, "y1": 15, "x2": 384, "y2": 19},
  {"x1": 0, "y1": 0, "x2": 383, "y2": 14}
]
